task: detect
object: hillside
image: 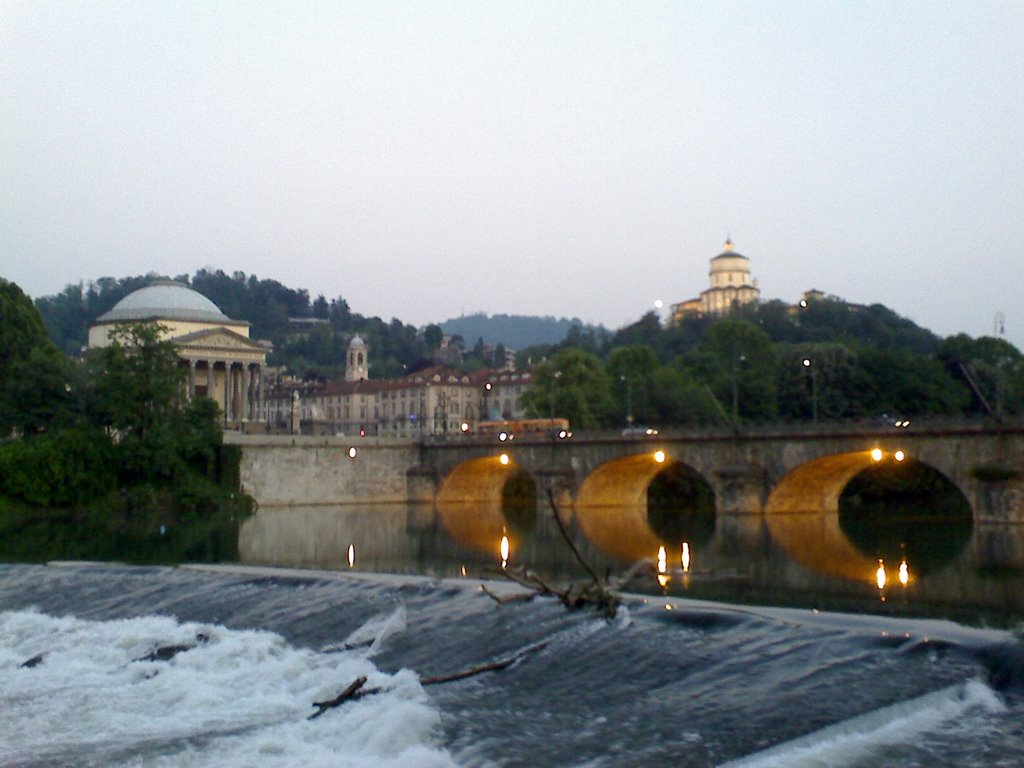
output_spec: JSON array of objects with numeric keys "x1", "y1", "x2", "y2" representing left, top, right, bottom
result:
[{"x1": 438, "y1": 312, "x2": 606, "y2": 350}]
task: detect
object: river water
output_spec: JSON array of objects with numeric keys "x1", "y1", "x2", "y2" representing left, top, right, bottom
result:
[{"x1": 2, "y1": 497, "x2": 1023, "y2": 766}]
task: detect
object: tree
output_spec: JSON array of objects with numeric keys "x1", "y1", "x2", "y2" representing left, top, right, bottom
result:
[
  {"x1": 0, "y1": 279, "x2": 73, "y2": 435},
  {"x1": 521, "y1": 349, "x2": 614, "y2": 429},
  {"x1": 651, "y1": 364, "x2": 724, "y2": 426},
  {"x1": 606, "y1": 345, "x2": 660, "y2": 426},
  {"x1": 857, "y1": 348, "x2": 970, "y2": 418},
  {"x1": 776, "y1": 343, "x2": 869, "y2": 421},
  {"x1": 937, "y1": 334, "x2": 1024, "y2": 418},
  {"x1": 493, "y1": 343, "x2": 508, "y2": 369},
  {"x1": 423, "y1": 324, "x2": 444, "y2": 351},
  {"x1": 692, "y1": 320, "x2": 777, "y2": 423},
  {"x1": 82, "y1": 322, "x2": 189, "y2": 483}
]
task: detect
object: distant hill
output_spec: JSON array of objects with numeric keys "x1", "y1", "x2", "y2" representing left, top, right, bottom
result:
[{"x1": 438, "y1": 312, "x2": 605, "y2": 350}]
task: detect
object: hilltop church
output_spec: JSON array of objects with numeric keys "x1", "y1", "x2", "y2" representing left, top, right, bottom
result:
[{"x1": 670, "y1": 239, "x2": 760, "y2": 322}]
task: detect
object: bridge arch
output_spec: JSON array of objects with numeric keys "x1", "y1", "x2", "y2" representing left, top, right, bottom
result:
[
  {"x1": 764, "y1": 449, "x2": 973, "y2": 582},
  {"x1": 435, "y1": 456, "x2": 537, "y2": 558},
  {"x1": 574, "y1": 454, "x2": 715, "y2": 563}
]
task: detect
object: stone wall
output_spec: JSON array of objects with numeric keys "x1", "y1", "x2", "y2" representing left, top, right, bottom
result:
[{"x1": 227, "y1": 434, "x2": 420, "y2": 506}]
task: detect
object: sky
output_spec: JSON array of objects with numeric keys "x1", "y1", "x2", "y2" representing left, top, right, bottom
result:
[{"x1": 3, "y1": 1, "x2": 1023, "y2": 349}]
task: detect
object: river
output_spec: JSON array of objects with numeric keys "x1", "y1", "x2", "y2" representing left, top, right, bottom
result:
[{"x1": 1, "y1": 496, "x2": 1023, "y2": 766}]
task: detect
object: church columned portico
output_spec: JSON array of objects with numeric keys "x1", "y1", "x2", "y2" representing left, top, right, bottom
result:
[{"x1": 178, "y1": 357, "x2": 265, "y2": 425}]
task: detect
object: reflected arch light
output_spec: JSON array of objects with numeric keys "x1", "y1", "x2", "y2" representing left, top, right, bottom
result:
[{"x1": 436, "y1": 456, "x2": 536, "y2": 555}]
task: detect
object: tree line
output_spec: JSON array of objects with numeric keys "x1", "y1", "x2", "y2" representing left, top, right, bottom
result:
[{"x1": 519, "y1": 302, "x2": 1023, "y2": 430}]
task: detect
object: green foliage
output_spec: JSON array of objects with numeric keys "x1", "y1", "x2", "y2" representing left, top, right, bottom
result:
[
  {"x1": 607, "y1": 345, "x2": 660, "y2": 426},
  {"x1": 937, "y1": 334, "x2": 1024, "y2": 418},
  {"x1": 776, "y1": 343, "x2": 870, "y2": 420},
  {"x1": 521, "y1": 349, "x2": 615, "y2": 429},
  {"x1": 1, "y1": 279, "x2": 73, "y2": 434},
  {"x1": 857, "y1": 348, "x2": 970, "y2": 417},
  {"x1": 0, "y1": 286, "x2": 252, "y2": 564},
  {"x1": 693, "y1": 320, "x2": 778, "y2": 422},
  {"x1": 82, "y1": 323, "x2": 189, "y2": 483},
  {"x1": 0, "y1": 427, "x2": 117, "y2": 507},
  {"x1": 651, "y1": 365, "x2": 725, "y2": 426}
]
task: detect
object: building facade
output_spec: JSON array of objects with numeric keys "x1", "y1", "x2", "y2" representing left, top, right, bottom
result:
[{"x1": 263, "y1": 336, "x2": 533, "y2": 437}]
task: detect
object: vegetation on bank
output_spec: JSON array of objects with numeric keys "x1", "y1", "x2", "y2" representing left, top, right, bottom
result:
[
  {"x1": 1, "y1": 279, "x2": 252, "y2": 563},
  {"x1": 30, "y1": 270, "x2": 1024, "y2": 432}
]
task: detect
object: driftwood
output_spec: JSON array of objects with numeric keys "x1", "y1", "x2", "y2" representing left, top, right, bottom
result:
[
  {"x1": 133, "y1": 633, "x2": 210, "y2": 663},
  {"x1": 480, "y1": 584, "x2": 536, "y2": 605},
  {"x1": 308, "y1": 641, "x2": 550, "y2": 719},
  {"x1": 484, "y1": 490, "x2": 656, "y2": 618},
  {"x1": 420, "y1": 639, "x2": 549, "y2": 685},
  {"x1": 309, "y1": 675, "x2": 368, "y2": 720}
]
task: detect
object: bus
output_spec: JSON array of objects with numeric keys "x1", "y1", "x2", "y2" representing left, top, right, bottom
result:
[{"x1": 476, "y1": 418, "x2": 571, "y2": 440}]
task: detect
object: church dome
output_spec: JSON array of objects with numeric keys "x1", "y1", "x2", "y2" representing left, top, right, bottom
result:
[
  {"x1": 97, "y1": 281, "x2": 230, "y2": 323},
  {"x1": 710, "y1": 238, "x2": 748, "y2": 262}
]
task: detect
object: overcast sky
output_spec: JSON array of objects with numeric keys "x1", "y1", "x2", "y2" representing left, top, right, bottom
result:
[{"x1": 3, "y1": 1, "x2": 1022, "y2": 349}]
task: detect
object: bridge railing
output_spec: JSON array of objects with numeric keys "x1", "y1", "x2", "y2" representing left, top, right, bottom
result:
[{"x1": 416, "y1": 415, "x2": 1020, "y2": 449}]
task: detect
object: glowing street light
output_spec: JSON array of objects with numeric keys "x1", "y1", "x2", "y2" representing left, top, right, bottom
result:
[
  {"x1": 894, "y1": 450, "x2": 906, "y2": 462},
  {"x1": 876, "y1": 559, "x2": 887, "y2": 590},
  {"x1": 802, "y1": 358, "x2": 818, "y2": 424},
  {"x1": 499, "y1": 453, "x2": 510, "y2": 466},
  {"x1": 654, "y1": 450, "x2": 666, "y2": 463},
  {"x1": 871, "y1": 448, "x2": 884, "y2": 462}
]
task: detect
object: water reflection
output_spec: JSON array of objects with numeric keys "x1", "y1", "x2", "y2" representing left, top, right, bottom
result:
[
  {"x1": 238, "y1": 500, "x2": 1024, "y2": 624},
  {"x1": 838, "y1": 458, "x2": 973, "y2": 575}
]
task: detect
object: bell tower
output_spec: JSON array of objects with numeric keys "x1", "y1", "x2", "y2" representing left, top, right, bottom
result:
[{"x1": 345, "y1": 335, "x2": 368, "y2": 381}]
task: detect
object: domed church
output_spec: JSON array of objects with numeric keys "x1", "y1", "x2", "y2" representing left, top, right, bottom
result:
[
  {"x1": 670, "y1": 239, "x2": 760, "y2": 322},
  {"x1": 88, "y1": 281, "x2": 269, "y2": 426}
]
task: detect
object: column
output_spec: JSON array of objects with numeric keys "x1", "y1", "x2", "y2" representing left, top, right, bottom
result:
[
  {"x1": 223, "y1": 362, "x2": 232, "y2": 423},
  {"x1": 257, "y1": 364, "x2": 266, "y2": 425},
  {"x1": 187, "y1": 359, "x2": 196, "y2": 399},
  {"x1": 239, "y1": 364, "x2": 249, "y2": 423}
]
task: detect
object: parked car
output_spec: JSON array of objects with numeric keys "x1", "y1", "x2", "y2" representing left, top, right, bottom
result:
[{"x1": 621, "y1": 426, "x2": 659, "y2": 437}]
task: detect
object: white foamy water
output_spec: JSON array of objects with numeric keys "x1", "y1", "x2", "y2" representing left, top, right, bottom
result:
[
  {"x1": 0, "y1": 608, "x2": 456, "y2": 768},
  {"x1": 719, "y1": 678, "x2": 1007, "y2": 768}
]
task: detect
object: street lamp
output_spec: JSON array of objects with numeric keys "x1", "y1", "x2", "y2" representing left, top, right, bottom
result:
[
  {"x1": 730, "y1": 354, "x2": 746, "y2": 425},
  {"x1": 802, "y1": 358, "x2": 817, "y2": 424},
  {"x1": 483, "y1": 381, "x2": 492, "y2": 422},
  {"x1": 548, "y1": 371, "x2": 561, "y2": 420},
  {"x1": 620, "y1": 375, "x2": 634, "y2": 426},
  {"x1": 290, "y1": 390, "x2": 300, "y2": 435}
]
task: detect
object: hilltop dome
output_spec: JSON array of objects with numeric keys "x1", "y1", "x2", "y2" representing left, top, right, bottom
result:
[
  {"x1": 97, "y1": 281, "x2": 230, "y2": 323},
  {"x1": 710, "y1": 238, "x2": 749, "y2": 261}
]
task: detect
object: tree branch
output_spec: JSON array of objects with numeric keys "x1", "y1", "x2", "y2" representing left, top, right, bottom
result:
[{"x1": 309, "y1": 675, "x2": 368, "y2": 720}]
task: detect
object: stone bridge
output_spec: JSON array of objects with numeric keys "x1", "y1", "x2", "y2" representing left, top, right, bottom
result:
[
  {"x1": 411, "y1": 423, "x2": 1023, "y2": 522},
  {"x1": 232, "y1": 422, "x2": 1024, "y2": 523}
]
